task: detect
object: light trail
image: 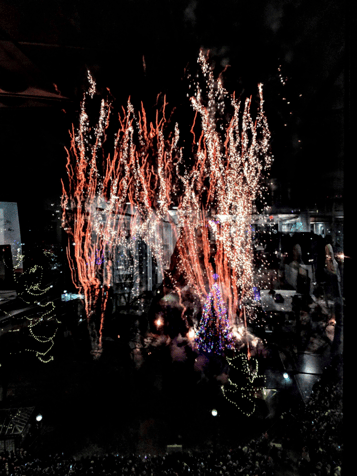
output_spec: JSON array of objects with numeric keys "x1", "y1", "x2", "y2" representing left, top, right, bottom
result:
[
  {"x1": 61, "y1": 50, "x2": 272, "y2": 358},
  {"x1": 174, "y1": 51, "x2": 271, "y2": 351}
]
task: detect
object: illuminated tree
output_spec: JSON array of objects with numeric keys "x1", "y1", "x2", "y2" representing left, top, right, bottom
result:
[{"x1": 195, "y1": 281, "x2": 235, "y2": 355}]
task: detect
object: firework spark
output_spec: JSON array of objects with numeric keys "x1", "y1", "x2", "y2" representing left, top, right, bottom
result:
[{"x1": 61, "y1": 51, "x2": 272, "y2": 357}]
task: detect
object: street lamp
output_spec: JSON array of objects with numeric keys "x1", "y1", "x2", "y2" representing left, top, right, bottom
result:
[
  {"x1": 211, "y1": 409, "x2": 218, "y2": 417},
  {"x1": 283, "y1": 372, "x2": 289, "y2": 380},
  {"x1": 36, "y1": 414, "x2": 43, "y2": 422}
]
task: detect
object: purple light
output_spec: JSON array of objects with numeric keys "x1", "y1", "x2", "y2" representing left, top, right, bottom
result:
[
  {"x1": 195, "y1": 282, "x2": 235, "y2": 355},
  {"x1": 253, "y1": 287, "x2": 260, "y2": 301}
]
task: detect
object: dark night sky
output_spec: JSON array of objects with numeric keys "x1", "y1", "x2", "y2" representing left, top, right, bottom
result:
[{"x1": 0, "y1": 0, "x2": 347, "y2": 213}]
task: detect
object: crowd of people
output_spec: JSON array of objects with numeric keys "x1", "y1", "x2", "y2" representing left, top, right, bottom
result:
[{"x1": 0, "y1": 355, "x2": 343, "y2": 476}]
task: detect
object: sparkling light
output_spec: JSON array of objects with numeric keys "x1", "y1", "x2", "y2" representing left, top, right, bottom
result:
[
  {"x1": 61, "y1": 50, "x2": 272, "y2": 358},
  {"x1": 155, "y1": 317, "x2": 163, "y2": 328}
]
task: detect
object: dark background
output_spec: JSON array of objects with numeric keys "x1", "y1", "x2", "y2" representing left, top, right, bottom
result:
[
  {"x1": 0, "y1": 0, "x2": 348, "y2": 211},
  {"x1": 0, "y1": 0, "x2": 354, "y2": 457}
]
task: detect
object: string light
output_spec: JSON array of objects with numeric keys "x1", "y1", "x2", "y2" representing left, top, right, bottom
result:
[
  {"x1": 2, "y1": 251, "x2": 60, "y2": 363},
  {"x1": 221, "y1": 353, "x2": 266, "y2": 416}
]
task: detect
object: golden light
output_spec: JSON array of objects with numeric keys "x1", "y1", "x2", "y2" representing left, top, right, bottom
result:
[
  {"x1": 155, "y1": 317, "x2": 163, "y2": 328},
  {"x1": 187, "y1": 327, "x2": 196, "y2": 340}
]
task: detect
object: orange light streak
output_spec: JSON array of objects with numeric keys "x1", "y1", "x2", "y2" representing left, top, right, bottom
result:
[{"x1": 61, "y1": 51, "x2": 272, "y2": 358}]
